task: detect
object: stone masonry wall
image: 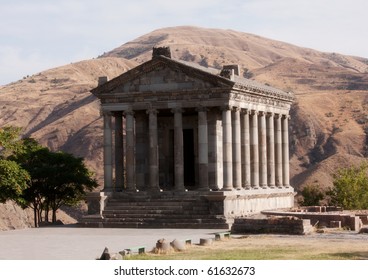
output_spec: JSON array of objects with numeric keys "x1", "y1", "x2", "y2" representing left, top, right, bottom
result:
[{"x1": 232, "y1": 217, "x2": 313, "y2": 235}]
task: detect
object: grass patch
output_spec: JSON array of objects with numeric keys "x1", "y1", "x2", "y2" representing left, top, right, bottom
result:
[{"x1": 123, "y1": 235, "x2": 368, "y2": 260}]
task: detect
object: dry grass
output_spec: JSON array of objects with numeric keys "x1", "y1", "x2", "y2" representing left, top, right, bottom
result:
[{"x1": 127, "y1": 232, "x2": 368, "y2": 260}]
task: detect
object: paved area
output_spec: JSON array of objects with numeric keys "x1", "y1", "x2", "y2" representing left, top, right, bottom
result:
[{"x1": 0, "y1": 225, "x2": 221, "y2": 260}]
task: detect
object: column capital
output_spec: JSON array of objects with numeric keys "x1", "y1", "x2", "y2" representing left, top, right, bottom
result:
[
  {"x1": 267, "y1": 112, "x2": 274, "y2": 118},
  {"x1": 274, "y1": 113, "x2": 282, "y2": 119},
  {"x1": 123, "y1": 109, "x2": 135, "y2": 116},
  {"x1": 250, "y1": 109, "x2": 258, "y2": 116},
  {"x1": 241, "y1": 108, "x2": 250, "y2": 115},
  {"x1": 171, "y1": 107, "x2": 184, "y2": 114},
  {"x1": 231, "y1": 106, "x2": 240, "y2": 112},
  {"x1": 220, "y1": 105, "x2": 233, "y2": 111},
  {"x1": 282, "y1": 114, "x2": 291, "y2": 120},
  {"x1": 146, "y1": 108, "x2": 158, "y2": 115},
  {"x1": 258, "y1": 111, "x2": 266, "y2": 116}
]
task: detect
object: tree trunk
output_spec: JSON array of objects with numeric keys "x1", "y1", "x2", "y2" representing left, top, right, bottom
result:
[
  {"x1": 44, "y1": 205, "x2": 49, "y2": 223},
  {"x1": 33, "y1": 207, "x2": 38, "y2": 228},
  {"x1": 52, "y1": 208, "x2": 57, "y2": 223},
  {"x1": 38, "y1": 207, "x2": 42, "y2": 224}
]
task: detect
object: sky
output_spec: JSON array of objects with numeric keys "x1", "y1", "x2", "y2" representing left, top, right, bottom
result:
[{"x1": 0, "y1": 0, "x2": 367, "y2": 86}]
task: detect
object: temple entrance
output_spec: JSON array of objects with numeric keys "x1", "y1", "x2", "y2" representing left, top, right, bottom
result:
[
  {"x1": 183, "y1": 129, "x2": 195, "y2": 188},
  {"x1": 167, "y1": 128, "x2": 195, "y2": 189}
]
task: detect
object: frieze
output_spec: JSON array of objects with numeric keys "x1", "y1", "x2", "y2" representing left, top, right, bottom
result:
[
  {"x1": 233, "y1": 84, "x2": 294, "y2": 102},
  {"x1": 229, "y1": 91, "x2": 290, "y2": 110}
]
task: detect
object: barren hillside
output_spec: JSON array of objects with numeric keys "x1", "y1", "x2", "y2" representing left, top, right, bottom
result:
[
  {"x1": 1, "y1": 26, "x2": 368, "y2": 229},
  {"x1": 102, "y1": 26, "x2": 368, "y2": 188}
]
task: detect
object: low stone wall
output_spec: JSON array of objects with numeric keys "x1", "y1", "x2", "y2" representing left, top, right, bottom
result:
[
  {"x1": 262, "y1": 210, "x2": 362, "y2": 231},
  {"x1": 204, "y1": 188, "x2": 295, "y2": 217},
  {"x1": 231, "y1": 217, "x2": 313, "y2": 235}
]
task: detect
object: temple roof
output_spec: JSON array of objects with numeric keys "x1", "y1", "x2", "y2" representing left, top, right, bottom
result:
[{"x1": 91, "y1": 53, "x2": 294, "y2": 102}]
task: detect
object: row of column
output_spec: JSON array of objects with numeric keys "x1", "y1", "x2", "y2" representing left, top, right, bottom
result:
[
  {"x1": 222, "y1": 107, "x2": 290, "y2": 190},
  {"x1": 102, "y1": 106, "x2": 290, "y2": 192}
]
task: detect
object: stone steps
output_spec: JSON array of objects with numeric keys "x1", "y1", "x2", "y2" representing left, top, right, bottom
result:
[
  {"x1": 103, "y1": 212, "x2": 215, "y2": 218},
  {"x1": 89, "y1": 221, "x2": 230, "y2": 229},
  {"x1": 106, "y1": 200, "x2": 206, "y2": 206},
  {"x1": 103, "y1": 217, "x2": 222, "y2": 223},
  {"x1": 81, "y1": 194, "x2": 230, "y2": 229},
  {"x1": 103, "y1": 206, "x2": 183, "y2": 211}
]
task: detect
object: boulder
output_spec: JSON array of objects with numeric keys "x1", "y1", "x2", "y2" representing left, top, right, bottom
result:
[
  {"x1": 170, "y1": 239, "x2": 186, "y2": 251},
  {"x1": 155, "y1": 238, "x2": 171, "y2": 253},
  {"x1": 99, "y1": 247, "x2": 111, "y2": 260}
]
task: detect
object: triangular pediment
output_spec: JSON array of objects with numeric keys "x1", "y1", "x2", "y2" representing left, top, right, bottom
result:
[{"x1": 91, "y1": 56, "x2": 233, "y2": 96}]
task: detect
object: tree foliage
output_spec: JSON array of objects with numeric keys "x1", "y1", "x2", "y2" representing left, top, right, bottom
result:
[
  {"x1": 19, "y1": 147, "x2": 98, "y2": 226},
  {"x1": 0, "y1": 126, "x2": 98, "y2": 227},
  {"x1": 0, "y1": 159, "x2": 30, "y2": 203},
  {"x1": 299, "y1": 184, "x2": 325, "y2": 206},
  {"x1": 328, "y1": 162, "x2": 368, "y2": 210},
  {"x1": 0, "y1": 127, "x2": 30, "y2": 203},
  {"x1": 0, "y1": 126, "x2": 23, "y2": 158}
]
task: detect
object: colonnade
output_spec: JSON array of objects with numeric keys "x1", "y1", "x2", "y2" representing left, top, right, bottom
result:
[{"x1": 102, "y1": 106, "x2": 290, "y2": 192}]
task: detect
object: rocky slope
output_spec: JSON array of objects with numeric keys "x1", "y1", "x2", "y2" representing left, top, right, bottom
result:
[{"x1": 1, "y1": 26, "x2": 368, "y2": 229}]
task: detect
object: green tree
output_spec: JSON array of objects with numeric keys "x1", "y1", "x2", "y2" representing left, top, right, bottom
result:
[
  {"x1": 299, "y1": 184, "x2": 325, "y2": 206},
  {"x1": 328, "y1": 162, "x2": 368, "y2": 209},
  {"x1": 0, "y1": 159, "x2": 30, "y2": 203},
  {"x1": 0, "y1": 127, "x2": 30, "y2": 204},
  {"x1": 20, "y1": 148, "x2": 98, "y2": 225},
  {"x1": 0, "y1": 126, "x2": 23, "y2": 158}
]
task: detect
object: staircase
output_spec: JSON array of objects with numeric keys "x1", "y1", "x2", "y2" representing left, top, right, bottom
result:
[{"x1": 81, "y1": 192, "x2": 231, "y2": 229}]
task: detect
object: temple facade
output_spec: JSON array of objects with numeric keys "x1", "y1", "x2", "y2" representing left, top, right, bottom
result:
[{"x1": 84, "y1": 47, "x2": 295, "y2": 228}]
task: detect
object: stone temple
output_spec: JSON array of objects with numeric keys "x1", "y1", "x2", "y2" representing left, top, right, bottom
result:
[{"x1": 82, "y1": 47, "x2": 295, "y2": 229}]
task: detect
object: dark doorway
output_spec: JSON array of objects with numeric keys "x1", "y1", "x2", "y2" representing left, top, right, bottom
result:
[{"x1": 183, "y1": 129, "x2": 195, "y2": 187}]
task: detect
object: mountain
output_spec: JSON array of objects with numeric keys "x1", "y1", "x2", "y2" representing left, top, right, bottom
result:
[{"x1": 1, "y1": 26, "x2": 368, "y2": 229}]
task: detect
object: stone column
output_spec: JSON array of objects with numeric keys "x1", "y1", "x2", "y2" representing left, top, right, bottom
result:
[
  {"x1": 259, "y1": 111, "x2": 267, "y2": 188},
  {"x1": 135, "y1": 112, "x2": 147, "y2": 189},
  {"x1": 275, "y1": 114, "x2": 283, "y2": 188},
  {"x1": 282, "y1": 115, "x2": 290, "y2": 187},
  {"x1": 232, "y1": 107, "x2": 242, "y2": 190},
  {"x1": 241, "y1": 109, "x2": 251, "y2": 189},
  {"x1": 147, "y1": 108, "x2": 159, "y2": 190},
  {"x1": 197, "y1": 107, "x2": 209, "y2": 190},
  {"x1": 172, "y1": 108, "x2": 185, "y2": 190},
  {"x1": 125, "y1": 110, "x2": 136, "y2": 191},
  {"x1": 103, "y1": 111, "x2": 113, "y2": 192},
  {"x1": 267, "y1": 113, "x2": 275, "y2": 188},
  {"x1": 222, "y1": 106, "x2": 233, "y2": 190},
  {"x1": 208, "y1": 110, "x2": 222, "y2": 190},
  {"x1": 250, "y1": 110, "x2": 259, "y2": 189},
  {"x1": 114, "y1": 112, "x2": 124, "y2": 191}
]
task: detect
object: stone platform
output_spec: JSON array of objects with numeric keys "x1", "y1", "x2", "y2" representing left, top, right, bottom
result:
[{"x1": 81, "y1": 188, "x2": 295, "y2": 229}]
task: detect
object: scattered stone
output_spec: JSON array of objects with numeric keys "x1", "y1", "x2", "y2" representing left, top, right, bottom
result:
[
  {"x1": 99, "y1": 247, "x2": 111, "y2": 260},
  {"x1": 170, "y1": 239, "x2": 186, "y2": 251},
  {"x1": 155, "y1": 238, "x2": 172, "y2": 253},
  {"x1": 199, "y1": 238, "x2": 213, "y2": 246},
  {"x1": 110, "y1": 253, "x2": 123, "y2": 260},
  {"x1": 119, "y1": 249, "x2": 131, "y2": 258}
]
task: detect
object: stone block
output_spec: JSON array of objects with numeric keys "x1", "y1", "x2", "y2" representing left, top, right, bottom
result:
[{"x1": 200, "y1": 238, "x2": 213, "y2": 246}]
